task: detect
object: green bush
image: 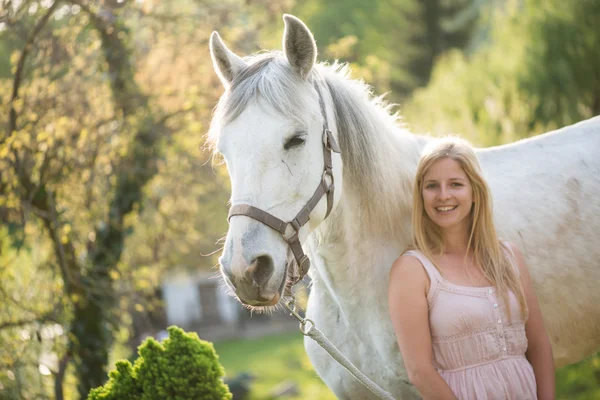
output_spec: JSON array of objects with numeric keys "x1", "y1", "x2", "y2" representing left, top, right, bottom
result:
[{"x1": 87, "y1": 326, "x2": 232, "y2": 400}]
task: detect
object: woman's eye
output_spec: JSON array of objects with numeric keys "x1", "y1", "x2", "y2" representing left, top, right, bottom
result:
[
  {"x1": 425, "y1": 183, "x2": 437, "y2": 189},
  {"x1": 284, "y1": 136, "x2": 306, "y2": 150},
  {"x1": 452, "y1": 182, "x2": 463, "y2": 187}
]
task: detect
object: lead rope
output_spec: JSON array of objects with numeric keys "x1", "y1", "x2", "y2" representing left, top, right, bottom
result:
[{"x1": 284, "y1": 298, "x2": 397, "y2": 400}]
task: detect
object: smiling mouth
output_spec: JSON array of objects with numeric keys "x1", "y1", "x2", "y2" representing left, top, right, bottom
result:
[{"x1": 436, "y1": 205, "x2": 457, "y2": 212}]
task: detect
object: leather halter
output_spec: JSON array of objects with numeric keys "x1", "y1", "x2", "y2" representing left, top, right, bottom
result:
[{"x1": 227, "y1": 82, "x2": 341, "y2": 291}]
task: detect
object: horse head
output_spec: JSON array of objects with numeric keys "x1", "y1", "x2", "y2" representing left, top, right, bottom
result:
[{"x1": 209, "y1": 15, "x2": 343, "y2": 307}]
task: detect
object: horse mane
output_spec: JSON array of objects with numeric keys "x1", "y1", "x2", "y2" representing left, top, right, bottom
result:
[
  {"x1": 207, "y1": 50, "x2": 424, "y2": 240},
  {"x1": 318, "y1": 64, "x2": 423, "y2": 240}
]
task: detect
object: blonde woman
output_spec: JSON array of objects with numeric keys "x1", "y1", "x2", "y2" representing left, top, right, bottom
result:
[{"x1": 388, "y1": 138, "x2": 555, "y2": 399}]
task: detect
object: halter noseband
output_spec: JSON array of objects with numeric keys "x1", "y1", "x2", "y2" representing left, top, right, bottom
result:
[{"x1": 227, "y1": 82, "x2": 341, "y2": 292}]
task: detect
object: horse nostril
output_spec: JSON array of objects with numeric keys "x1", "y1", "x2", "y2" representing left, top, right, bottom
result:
[{"x1": 248, "y1": 255, "x2": 274, "y2": 287}]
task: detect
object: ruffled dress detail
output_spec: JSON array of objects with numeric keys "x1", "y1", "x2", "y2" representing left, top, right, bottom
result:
[{"x1": 404, "y1": 250, "x2": 537, "y2": 400}]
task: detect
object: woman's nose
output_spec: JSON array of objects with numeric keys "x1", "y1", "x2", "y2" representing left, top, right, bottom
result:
[{"x1": 439, "y1": 185, "x2": 451, "y2": 200}]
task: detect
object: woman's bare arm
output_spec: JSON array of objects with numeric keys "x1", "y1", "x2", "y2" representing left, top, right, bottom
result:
[
  {"x1": 508, "y1": 242, "x2": 556, "y2": 400},
  {"x1": 388, "y1": 255, "x2": 458, "y2": 400}
]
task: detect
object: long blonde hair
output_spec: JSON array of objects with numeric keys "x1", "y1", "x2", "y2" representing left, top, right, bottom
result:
[{"x1": 411, "y1": 137, "x2": 528, "y2": 321}]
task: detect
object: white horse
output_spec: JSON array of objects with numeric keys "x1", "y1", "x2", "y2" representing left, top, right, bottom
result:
[{"x1": 208, "y1": 14, "x2": 600, "y2": 399}]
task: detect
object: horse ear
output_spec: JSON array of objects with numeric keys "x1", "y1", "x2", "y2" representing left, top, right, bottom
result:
[
  {"x1": 282, "y1": 14, "x2": 317, "y2": 79},
  {"x1": 209, "y1": 31, "x2": 248, "y2": 88}
]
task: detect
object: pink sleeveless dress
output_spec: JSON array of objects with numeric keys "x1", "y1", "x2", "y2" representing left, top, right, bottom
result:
[{"x1": 404, "y1": 250, "x2": 538, "y2": 400}]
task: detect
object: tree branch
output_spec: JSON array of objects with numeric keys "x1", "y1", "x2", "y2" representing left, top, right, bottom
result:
[
  {"x1": 0, "y1": 312, "x2": 57, "y2": 331},
  {"x1": 54, "y1": 353, "x2": 71, "y2": 400},
  {"x1": 6, "y1": 0, "x2": 61, "y2": 141}
]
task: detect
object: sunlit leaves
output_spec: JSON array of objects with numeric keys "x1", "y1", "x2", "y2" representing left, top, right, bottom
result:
[
  {"x1": 403, "y1": 0, "x2": 598, "y2": 146},
  {"x1": 520, "y1": 0, "x2": 600, "y2": 127},
  {"x1": 0, "y1": 225, "x2": 67, "y2": 399},
  {"x1": 1, "y1": 0, "x2": 292, "y2": 398}
]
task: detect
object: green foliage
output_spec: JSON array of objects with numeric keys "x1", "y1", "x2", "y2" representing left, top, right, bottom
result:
[
  {"x1": 0, "y1": 225, "x2": 67, "y2": 399},
  {"x1": 87, "y1": 326, "x2": 232, "y2": 400},
  {"x1": 556, "y1": 353, "x2": 600, "y2": 400},
  {"x1": 403, "y1": 0, "x2": 599, "y2": 145},
  {"x1": 0, "y1": 1, "x2": 257, "y2": 397},
  {"x1": 293, "y1": 0, "x2": 416, "y2": 95},
  {"x1": 291, "y1": 0, "x2": 482, "y2": 99},
  {"x1": 520, "y1": 0, "x2": 600, "y2": 127}
]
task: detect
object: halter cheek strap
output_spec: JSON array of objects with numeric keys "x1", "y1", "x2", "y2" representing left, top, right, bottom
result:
[{"x1": 227, "y1": 81, "x2": 341, "y2": 288}]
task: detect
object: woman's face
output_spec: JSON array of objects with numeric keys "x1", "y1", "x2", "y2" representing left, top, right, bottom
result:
[{"x1": 422, "y1": 157, "x2": 474, "y2": 233}]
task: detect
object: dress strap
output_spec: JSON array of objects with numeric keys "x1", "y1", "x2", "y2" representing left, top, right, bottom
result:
[
  {"x1": 500, "y1": 240, "x2": 520, "y2": 277},
  {"x1": 403, "y1": 250, "x2": 442, "y2": 306},
  {"x1": 404, "y1": 250, "x2": 443, "y2": 281}
]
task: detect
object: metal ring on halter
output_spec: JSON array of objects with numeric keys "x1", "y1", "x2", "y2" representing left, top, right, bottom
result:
[
  {"x1": 322, "y1": 169, "x2": 334, "y2": 187},
  {"x1": 284, "y1": 299, "x2": 304, "y2": 322},
  {"x1": 282, "y1": 222, "x2": 299, "y2": 242},
  {"x1": 300, "y1": 318, "x2": 315, "y2": 335}
]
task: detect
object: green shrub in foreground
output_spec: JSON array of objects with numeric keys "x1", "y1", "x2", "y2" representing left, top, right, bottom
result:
[{"x1": 88, "y1": 326, "x2": 232, "y2": 400}]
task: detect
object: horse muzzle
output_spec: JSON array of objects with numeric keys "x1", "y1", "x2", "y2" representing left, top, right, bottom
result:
[{"x1": 220, "y1": 253, "x2": 287, "y2": 307}]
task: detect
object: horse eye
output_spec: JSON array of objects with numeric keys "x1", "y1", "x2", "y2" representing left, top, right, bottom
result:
[{"x1": 284, "y1": 136, "x2": 306, "y2": 150}]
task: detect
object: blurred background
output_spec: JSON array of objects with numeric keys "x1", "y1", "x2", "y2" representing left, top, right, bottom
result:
[{"x1": 0, "y1": 0, "x2": 598, "y2": 399}]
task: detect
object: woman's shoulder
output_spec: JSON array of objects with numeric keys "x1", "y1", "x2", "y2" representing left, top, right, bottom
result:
[
  {"x1": 390, "y1": 250, "x2": 432, "y2": 292},
  {"x1": 392, "y1": 251, "x2": 424, "y2": 272},
  {"x1": 390, "y1": 251, "x2": 429, "y2": 280}
]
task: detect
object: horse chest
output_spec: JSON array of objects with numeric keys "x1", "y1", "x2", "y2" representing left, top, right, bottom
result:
[{"x1": 305, "y1": 278, "x2": 419, "y2": 399}]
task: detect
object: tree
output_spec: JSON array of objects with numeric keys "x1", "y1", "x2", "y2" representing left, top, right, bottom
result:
[
  {"x1": 0, "y1": 0, "x2": 242, "y2": 398},
  {"x1": 410, "y1": 0, "x2": 482, "y2": 88},
  {"x1": 2, "y1": 0, "x2": 172, "y2": 396},
  {"x1": 403, "y1": 0, "x2": 599, "y2": 145},
  {"x1": 290, "y1": 0, "x2": 483, "y2": 100},
  {"x1": 0, "y1": 0, "x2": 295, "y2": 397},
  {"x1": 520, "y1": 0, "x2": 600, "y2": 127}
]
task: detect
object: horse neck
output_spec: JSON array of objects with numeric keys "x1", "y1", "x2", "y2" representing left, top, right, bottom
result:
[
  {"x1": 309, "y1": 129, "x2": 425, "y2": 330},
  {"x1": 308, "y1": 67, "x2": 430, "y2": 318},
  {"x1": 328, "y1": 126, "x2": 425, "y2": 246},
  {"x1": 313, "y1": 120, "x2": 427, "y2": 308}
]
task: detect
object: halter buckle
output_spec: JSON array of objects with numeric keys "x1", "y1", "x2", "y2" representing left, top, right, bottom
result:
[
  {"x1": 323, "y1": 129, "x2": 341, "y2": 153},
  {"x1": 322, "y1": 169, "x2": 334, "y2": 188}
]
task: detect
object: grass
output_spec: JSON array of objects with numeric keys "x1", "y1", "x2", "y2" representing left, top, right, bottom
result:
[
  {"x1": 215, "y1": 331, "x2": 600, "y2": 400},
  {"x1": 215, "y1": 331, "x2": 336, "y2": 400},
  {"x1": 556, "y1": 353, "x2": 600, "y2": 400}
]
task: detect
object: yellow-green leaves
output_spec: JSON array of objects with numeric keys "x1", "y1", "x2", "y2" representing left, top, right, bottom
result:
[{"x1": 87, "y1": 326, "x2": 232, "y2": 400}]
